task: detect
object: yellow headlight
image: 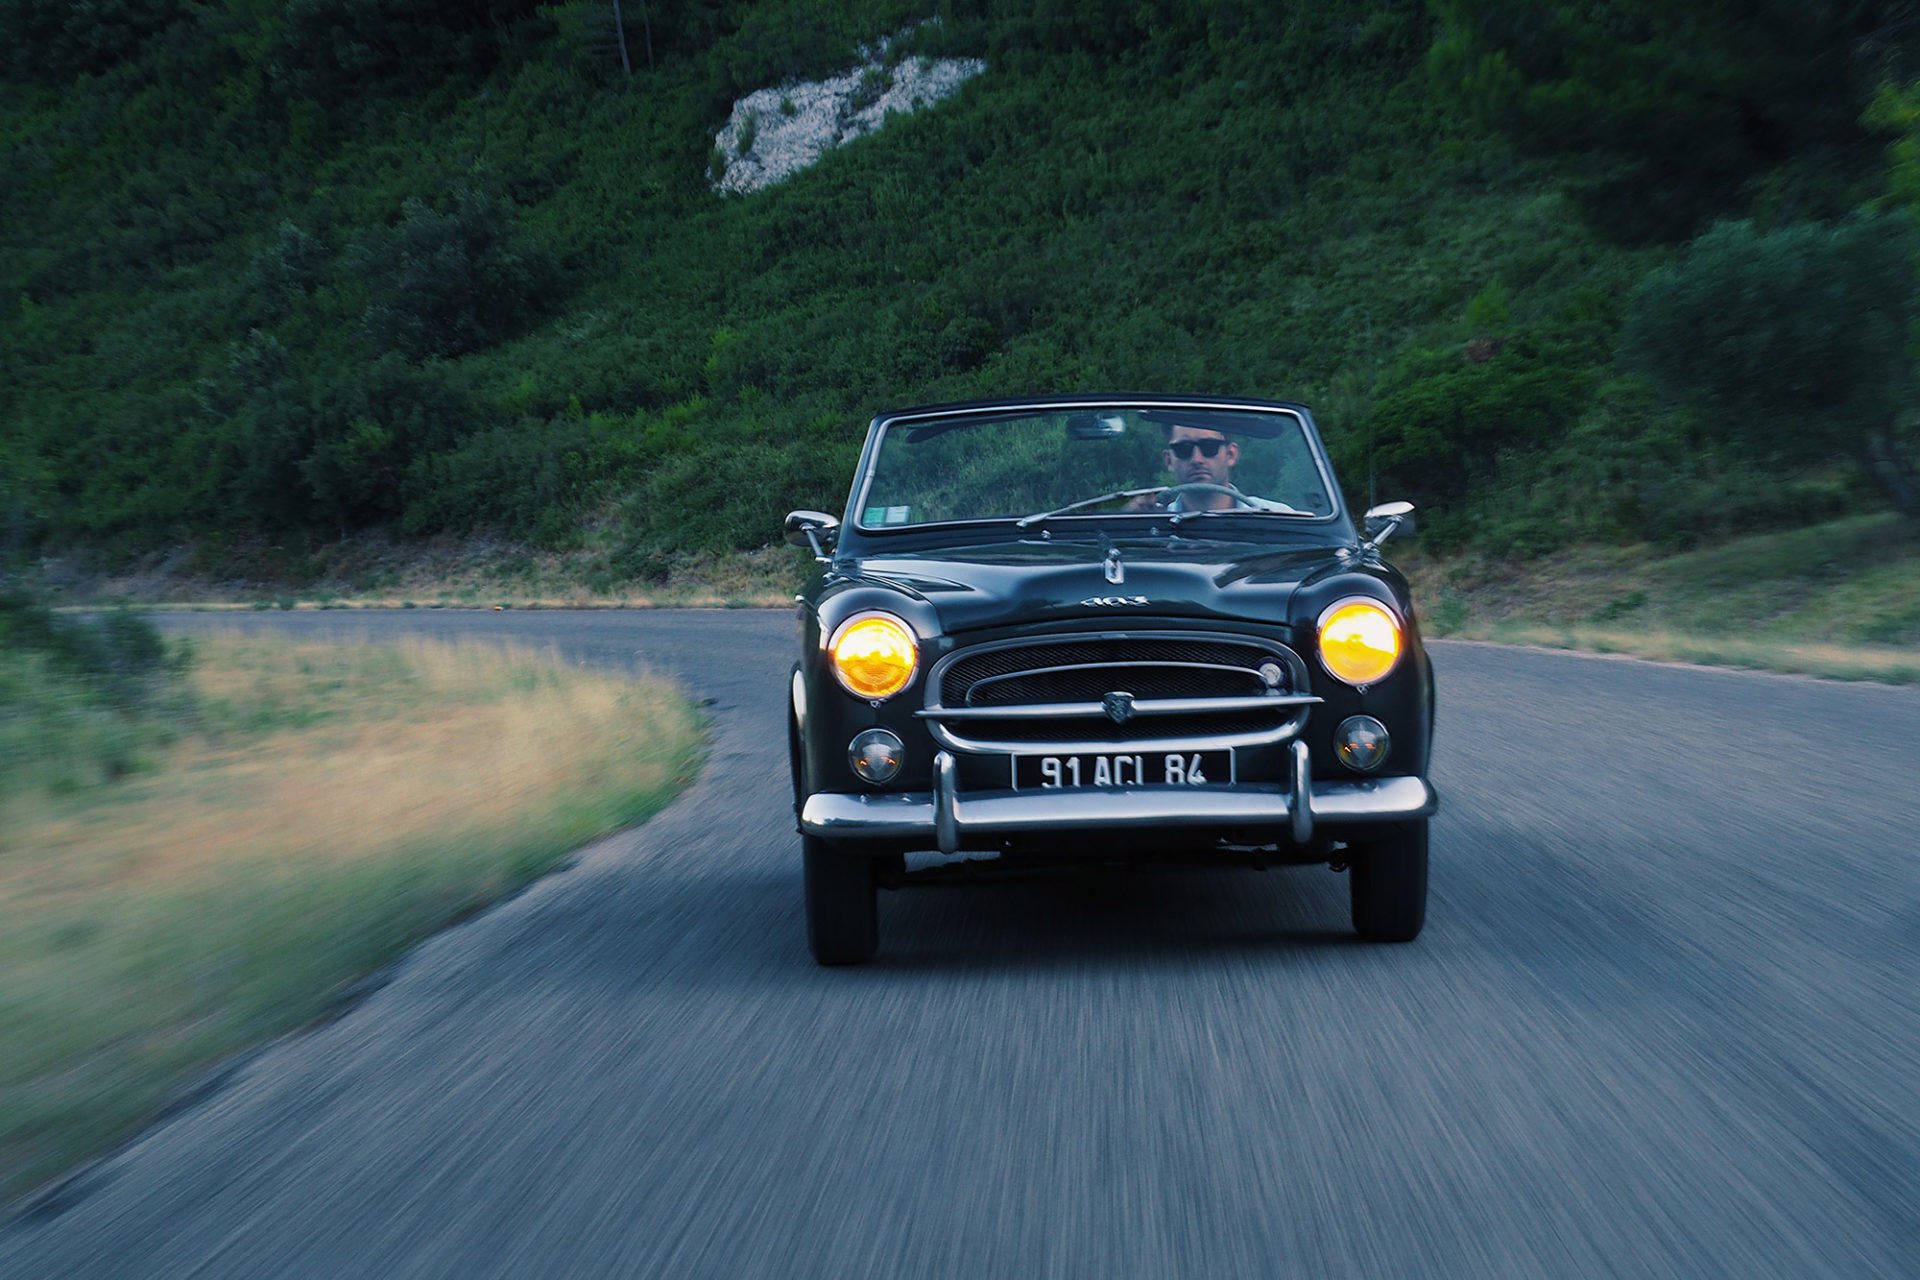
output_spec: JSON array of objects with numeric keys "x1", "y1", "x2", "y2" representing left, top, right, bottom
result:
[
  {"x1": 830, "y1": 614, "x2": 918, "y2": 700},
  {"x1": 1318, "y1": 600, "x2": 1402, "y2": 686}
]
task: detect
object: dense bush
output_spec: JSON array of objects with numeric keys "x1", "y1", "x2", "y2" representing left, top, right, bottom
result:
[
  {"x1": 1621, "y1": 214, "x2": 1920, "y2": 518},
  {"x1": 0, "y1": 562, "x2": 188, "y2": 799},
  {"x1": 1427, "y1": 0, "x2": 1915, "y2": 243},
  {"x1": 352, "y1": 183, "x2": 560, "y2": 361},
  {"x1": 1362, "y1": 338, "x2": 1597, "y2": 527},
  {"x1": 1, "y1": 0, "x2": 1913, "y2": 571},
  {"x1": 0, "y1": 0, "x2": 188, "y2": 83},
  {"x1": 0, "y1": 566, "x2": 179, "y2": 702},
  {"x1": 270, "y1": 0, "x2": 551, "y2": 106}
]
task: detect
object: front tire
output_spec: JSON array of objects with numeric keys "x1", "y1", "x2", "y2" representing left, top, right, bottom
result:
[
  {"x1": 804, "y1": 834, "x2": 879, "y2": 965},
  {"x1": 1348, "y1": 820, "x2": 1428, "y2": 943}
]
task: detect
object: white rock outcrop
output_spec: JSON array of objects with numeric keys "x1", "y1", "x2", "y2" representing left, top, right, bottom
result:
[{"x1": 711, "y1": 50, "x2": 984, "y2": 195}]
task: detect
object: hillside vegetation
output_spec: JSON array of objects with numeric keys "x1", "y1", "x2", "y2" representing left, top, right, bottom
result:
[{"x1": 3, "y1": 1, "x2": 1918, "y2": 601}]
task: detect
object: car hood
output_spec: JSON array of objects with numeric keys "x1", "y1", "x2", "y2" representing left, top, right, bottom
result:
[{"x1": 841, "y1": 537, "x2": 1353, "y2": 634}]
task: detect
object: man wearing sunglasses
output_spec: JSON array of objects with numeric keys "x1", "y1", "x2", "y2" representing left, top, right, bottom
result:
[
  {"x1": 1163, "y1": 425, "x2": 1240, "y2": 505},
  {"x1": 1127, "y1": 423, "x2": 1259, "y2": 512}
]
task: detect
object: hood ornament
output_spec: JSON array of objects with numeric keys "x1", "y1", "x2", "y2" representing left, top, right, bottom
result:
[
  {"x1": 1103, "y1": 691, "x2": 1136, "y2": 724},
  {"x1": 1103, "y1": 547, "x2": 1124, "y2": 585}
]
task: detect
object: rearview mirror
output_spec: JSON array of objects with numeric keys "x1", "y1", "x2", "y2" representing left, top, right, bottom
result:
[{"x1": 1066, "y1": 413, "x2": 1126, "y2": 441}]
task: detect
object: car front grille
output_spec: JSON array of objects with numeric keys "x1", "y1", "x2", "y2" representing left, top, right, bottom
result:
[
  {"x1": 941, "y1": 637, "x2": 1281, "y2": 704},
  {"x1": 922, "y1": 632, "x2": 1314, "y2": 753}
]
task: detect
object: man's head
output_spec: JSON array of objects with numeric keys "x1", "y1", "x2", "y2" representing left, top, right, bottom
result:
[{"x1": 1163, "y1": 425, "x2": 1239, "y2": 506}]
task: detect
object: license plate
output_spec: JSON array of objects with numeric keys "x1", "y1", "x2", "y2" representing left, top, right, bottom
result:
[{"x1": 1012, "y1": 750, "x2": 1234, "y2": 790}]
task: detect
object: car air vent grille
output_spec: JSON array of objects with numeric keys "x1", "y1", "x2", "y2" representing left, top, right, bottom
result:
[{"x1": 941, "y1": 637, "x2": 1283, "y2": 706}]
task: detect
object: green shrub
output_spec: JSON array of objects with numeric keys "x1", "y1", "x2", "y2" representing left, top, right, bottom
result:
[
  {"x1": 0, "y1": 578, "x2": 175, "y2": 698},
  {"x1": 0, "y1": 0, "x2": 187, "y2": 83},
  {"x1": 11, "y1": 0, "x2": 1901, "y2": 571},
  {"x1": 0, "y1": 565, "x2": 188, "y2": 797},
  {"x1": 1621, "y1": 214, "x2": 1920, "y2": 517},
  {"x1": 351, "y1": 182, "x2": 560, "y2": 361},
  {"x1": 271, "y1": 0, "x2": 551, "y2": 109},
  {"x1": 1358, "y1": 337, "x2": 1597, "y2": 526},
  {"x1": 249, "y1": 221, "x2": 329, "y2": 318}
]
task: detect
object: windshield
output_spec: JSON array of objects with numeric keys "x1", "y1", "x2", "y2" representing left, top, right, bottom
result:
[{"x1": 855, "y1": 404, "x2": 1337, "y2": 530}]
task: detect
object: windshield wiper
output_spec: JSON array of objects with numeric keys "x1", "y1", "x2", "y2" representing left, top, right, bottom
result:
[{"x1": 1014, "y1": 487, "x2": 1167, "y2": 528}]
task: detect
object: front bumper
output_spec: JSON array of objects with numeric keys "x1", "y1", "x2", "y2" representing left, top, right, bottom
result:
[{"x1": 800, "y1": 744, "x2": 1438, "y2": 856}]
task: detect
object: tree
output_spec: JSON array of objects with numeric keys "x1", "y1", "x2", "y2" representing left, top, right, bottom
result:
[
  {"x1": 351, "y1": 183, "x2": 557, "y2": 361},
  {"x1": 1620, "y1": 214, "x2": 1920, "y2": 517},
  {"x1": 270, "y1": 0, "x2": 548, "y2": 108},
  {"x1": 0, "y1": 0, "x2": 186, "y2": 83},
  {"x1": 1427, "y1": 1, "x2": 1920, "y2": 243}
]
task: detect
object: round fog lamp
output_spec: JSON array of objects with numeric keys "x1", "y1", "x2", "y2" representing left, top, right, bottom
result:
[
  {"x1": 848, "y1": 728, "x2": 905, "y2": 783},
  {"x1": 1334, "y1": 715, "x2": 1391, "y2": 773}
]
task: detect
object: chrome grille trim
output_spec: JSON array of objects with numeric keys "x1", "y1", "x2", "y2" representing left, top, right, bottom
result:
[
  {"x1": 922, "y1": 630, "x2": 1314, "y2": 754},
  {"x1": 919, "y1": 694, "x2": 1321, "y2": 720},
  {"x1": 966, "y1": 660, "x2": 1261, "y2": 705}
]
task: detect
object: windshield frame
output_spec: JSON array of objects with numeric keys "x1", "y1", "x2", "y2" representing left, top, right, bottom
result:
[{"x1": 842, "y1": 395, "x2": 1350, "y2": 543}]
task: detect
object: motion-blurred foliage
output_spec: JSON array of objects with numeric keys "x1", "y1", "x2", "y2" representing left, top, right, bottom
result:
[
  {"x1": 2, "y1": 0, "x2": 1917, "y2": 571},
  {"x1": 0, "y1": 561, "x2": 189, "y2": 797}
]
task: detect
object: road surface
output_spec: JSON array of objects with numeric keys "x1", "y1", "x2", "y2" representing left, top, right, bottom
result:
[{"x1": 4, "y1": 610, "x2": 1916, "y2": 1277}]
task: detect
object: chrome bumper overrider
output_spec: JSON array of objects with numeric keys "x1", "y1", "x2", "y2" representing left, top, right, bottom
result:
[{"x1": 800, "y1": 746, "x2": 1438, "y2": 856}]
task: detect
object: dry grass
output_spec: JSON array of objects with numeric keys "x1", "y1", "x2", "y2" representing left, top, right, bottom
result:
[
  {"x1": 0, "y1": 636, "x2": 703, "y2": 1204},
  {"x1": 1451, "y1": 625, "x2": 1920, "y2": 684},
  {"x1": 49, "y1": 535, "x2": 811, "y2": 610},
  {"x1": 1403, "y1": 514, "x2": 1920, "y2": 683}
]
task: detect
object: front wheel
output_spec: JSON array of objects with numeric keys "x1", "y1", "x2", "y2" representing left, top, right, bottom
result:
[
  {"x1": 1348, "y1": 820, "x2": 1428, "y2": 943},
  {"x1": 804, "y1": 834, "x2": 879, "y2": 965}
]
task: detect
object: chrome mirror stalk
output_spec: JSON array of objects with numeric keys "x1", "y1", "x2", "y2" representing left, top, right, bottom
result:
[{"x1": 1360, "y1": 501, "x2": 1415, "y2": 554}]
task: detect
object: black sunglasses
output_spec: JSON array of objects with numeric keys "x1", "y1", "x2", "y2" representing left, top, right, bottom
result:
[{"x1": 1168, "y1": 438, "x2": 1228, "y2": 459}]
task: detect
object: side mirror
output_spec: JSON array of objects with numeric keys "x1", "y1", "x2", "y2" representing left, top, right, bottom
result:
[
  {"x1": 1361, "y1": 500, "x2": 1415, "y2": 548},
  {"x1": 784, "y1": 510, "x2": 840, "y2": 560},
  {"x1": 1066, "y1": 412, "x2": 1126, "y2": 441}
]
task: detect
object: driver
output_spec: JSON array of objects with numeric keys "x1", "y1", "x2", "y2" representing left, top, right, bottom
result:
[
  {"x1": 1125, "y1": 423, "x2": 1249, "y2": 512},
  {"x1": 1163, "y1": 424, "x2": 1241, "y2": 509}
]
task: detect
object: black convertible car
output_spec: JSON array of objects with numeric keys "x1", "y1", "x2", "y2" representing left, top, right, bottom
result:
[{"x1": 785, "y1": 395, "x2": 1437, "y2": 964}]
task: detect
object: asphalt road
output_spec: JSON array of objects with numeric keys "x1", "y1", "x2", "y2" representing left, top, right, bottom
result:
[{"x1": 5, "y1": 610, "x2": 1918, "y2": 1278}]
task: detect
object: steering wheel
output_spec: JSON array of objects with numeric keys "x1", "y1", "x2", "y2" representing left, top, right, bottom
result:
[{"x1": 1163, "y1": 482, "x2": 1255, "y2": 510}]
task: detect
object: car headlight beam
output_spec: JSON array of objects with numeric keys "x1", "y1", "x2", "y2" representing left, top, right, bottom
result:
[
  {"x1": 1317, "y1": 598, "x2": 1402, "y2": 686},
  {"x1": 829, "y1": 612, "x2": 918, "y2": 700}
]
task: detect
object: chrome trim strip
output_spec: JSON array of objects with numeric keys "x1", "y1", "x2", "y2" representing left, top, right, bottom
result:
[
  {"x1": 931, "y1": 725, "x2": 1307, "y2": 755},
  {"x1": 1289, "y1": 740, "x2": 1313, "y2": 845},
  {"x1": 920, "y1": 694, "x2": 1321, "y2": 720},
  {"x1": 798, "y1": 777, "x2": 1437, "y2": 846}
]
